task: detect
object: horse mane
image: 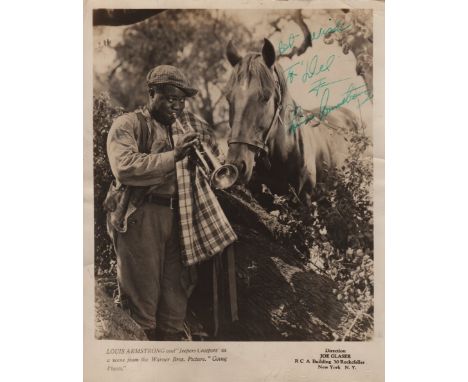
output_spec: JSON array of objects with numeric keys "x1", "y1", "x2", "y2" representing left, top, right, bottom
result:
[
  {"x1": 273, "y1": 61, "x2": 288, "y2": 108},
  {"x1": 225, "y1": 53, "x2": 289, "y2": 108}
]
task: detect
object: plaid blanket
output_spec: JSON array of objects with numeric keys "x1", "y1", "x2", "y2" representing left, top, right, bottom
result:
[{"x1": 175, "y1": 112, "x2": 237, "y2": 266}]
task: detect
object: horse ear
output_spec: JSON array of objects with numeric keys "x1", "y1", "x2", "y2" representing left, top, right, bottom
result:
[
  {"x1": 226, "y1": 40, "x2": 242, "y2": 67},
  {"x1": 262, "y1": 38, "x2": 276, "y2": 68}
]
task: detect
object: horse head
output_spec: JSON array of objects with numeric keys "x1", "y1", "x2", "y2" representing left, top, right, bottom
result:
[{"x1": 225, "y1": 39, "x2": 285, "y2": 184}]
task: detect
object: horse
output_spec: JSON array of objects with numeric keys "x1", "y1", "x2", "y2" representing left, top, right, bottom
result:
[{"x1": 224, "y1": 39, "x2": 363, "y2": 205}]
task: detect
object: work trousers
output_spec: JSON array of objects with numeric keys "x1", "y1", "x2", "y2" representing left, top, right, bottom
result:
[{"x1": 114, "y1": 202, "x2": 195, "y2": 332}]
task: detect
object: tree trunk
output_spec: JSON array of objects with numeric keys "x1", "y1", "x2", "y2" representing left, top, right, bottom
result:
[{"x1": 189, "y1": 188, "x2": 350, "y2": 341}]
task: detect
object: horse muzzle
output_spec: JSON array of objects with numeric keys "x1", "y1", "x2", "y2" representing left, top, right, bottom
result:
[
  {"x1": 226, "y1": 147, "x2": 255, "y2": 185},
  {"x1": 228, "y1": 159, "x2": 252, "y2": 185}
]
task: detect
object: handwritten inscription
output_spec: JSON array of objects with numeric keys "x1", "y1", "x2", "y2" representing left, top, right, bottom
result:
[
  {"x1": 278, "y1": 19, "x2": 351, "y2": 55},
  {"x1": 287, "y1": 82, "x2": 372, "y2": 134},
  {"x1": 275, "y1": 19, "x2": 371, "y2": 133},
  {"x1": 302, "y1": 54, "x2": 335, "y2": 83},
  {"x1": 319, "y1": 84, "x2": 373, "y2": 120},
  {"x1": 286, "y1": 79, "x2": 372, "y2": 133},
  {"x1": 310, "y1": 19, "x2": 350, "y2": 43},
  {"x1": 308, "y1": 77, "x2": 350, "y2": 97},
  {"x1": 287, "y1": 104, "x2": 319, "y2": 134},
  {"x1": 278, "y1": 33, "x2": 301, "y2": 54},
  {"x1": 284, "y1": 54, "x2": 336, "y2": 85}
]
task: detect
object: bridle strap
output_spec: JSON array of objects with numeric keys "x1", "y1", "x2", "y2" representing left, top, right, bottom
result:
[
  {"x1": 262, "y1": 103, "x2": 282, "y2": 152},
  {"x1": 228, "y1": 138, "x2": 268, "y2": 153}
]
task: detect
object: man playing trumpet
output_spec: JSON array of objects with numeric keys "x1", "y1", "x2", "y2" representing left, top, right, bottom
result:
[{"x1": 106, "y1": 65, "x2": 223, "y2": 340}]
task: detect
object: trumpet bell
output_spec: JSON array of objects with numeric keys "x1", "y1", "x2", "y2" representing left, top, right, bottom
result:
[
  {"x1": 211, "y1": 164, "x2": 239, "y2": 190},
  {"x1": 173, "y1": 115, "x2": 238, "y2": 189}
]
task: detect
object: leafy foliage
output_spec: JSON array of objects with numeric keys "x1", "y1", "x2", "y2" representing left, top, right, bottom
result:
[
  {"x1": 107, "y1": 9, "x2": 253, "y2": 128},
  {"x1": 93, "y1": 93, "x2": 124, "y2": 277},
  {"x1": 256, "y1": 128, "x2": 374, "y2": 340}
]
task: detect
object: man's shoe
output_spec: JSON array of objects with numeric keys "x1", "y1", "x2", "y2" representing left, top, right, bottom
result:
[
  {"x1": 144, "y1": 328, "x2": 159, "y2": 341},
  {"x1": 154, "y1": 327, "x2": 188, "y2": 341}
]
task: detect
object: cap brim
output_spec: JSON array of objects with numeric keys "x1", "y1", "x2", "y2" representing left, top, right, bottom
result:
[
  {"x1": 179, "y1": 87, "x2": 198, "y2": 97},
  {"x1": 147, "y1": 80, "x2": 198, "y2": 97}
]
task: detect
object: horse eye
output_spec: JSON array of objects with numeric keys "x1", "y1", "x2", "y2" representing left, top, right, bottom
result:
[{"x1": 260, "y1": 94, "x2": 270, "y2": 103}]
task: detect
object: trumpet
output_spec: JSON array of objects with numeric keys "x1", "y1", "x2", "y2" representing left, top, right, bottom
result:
[{"x1": 173, "y1": 115, "x2": 238, "y2": 190}]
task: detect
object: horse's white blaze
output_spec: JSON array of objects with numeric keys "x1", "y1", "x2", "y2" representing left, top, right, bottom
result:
[{"x1": 239, "y1": 79, "x2": 249, "y2": 92}]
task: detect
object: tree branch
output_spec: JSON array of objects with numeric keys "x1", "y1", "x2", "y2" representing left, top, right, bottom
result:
[
  {"x1": 270, "y1": 19, "x2": 282, "y2": 33},
  {"x1": 278, "y1": 10, "x2": 312, "y2": 59}
]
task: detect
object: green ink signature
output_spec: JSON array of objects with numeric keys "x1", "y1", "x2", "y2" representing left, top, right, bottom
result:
[
  {"x1": 278, "y1": 19, "x2": 351, "y2": 55},
  {"x1": 284, "y1": 61, "x2": 301, "y2": 84},
  {"x1": 284, "y1": 54, "x2": 337, "y2": 85},
  {"x1": 302, "y1": 54, "x2": 335, "y2": 83},
  {"x1": 278, "y1": 33, "x2": 301, "y2": 55},
  {"x1": 308, "y1": 76, "x2": 350, "y2": 96},
  {"x1": 289, "y1": 113, "x2": 319, "y2": 134},
  {"x1": 286, "y1": 104, "x2": 319, "y2": 134},
  {"x1": 311, "y1": 20, "x2": 351, "y2": 43},
  {"x1": 286, "y1": 82, "x2": 372, "y2": 134},
  {"x1": 319, "y1": 84, "x2": 373, "y2": 120}
]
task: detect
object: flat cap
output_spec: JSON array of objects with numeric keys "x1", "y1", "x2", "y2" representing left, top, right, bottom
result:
[{"x1": 146, "y1": 65, "x2": 198, "y2": 97}]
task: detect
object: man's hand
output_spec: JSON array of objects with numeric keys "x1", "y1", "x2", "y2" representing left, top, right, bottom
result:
[{"x1": 174, "y1": 132, "x2": 199, "y2": 161}]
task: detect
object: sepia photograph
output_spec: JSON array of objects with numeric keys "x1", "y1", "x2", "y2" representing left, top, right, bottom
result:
[{"x1": 91, "y1": 7, "x2": 376, "y2": 343}]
